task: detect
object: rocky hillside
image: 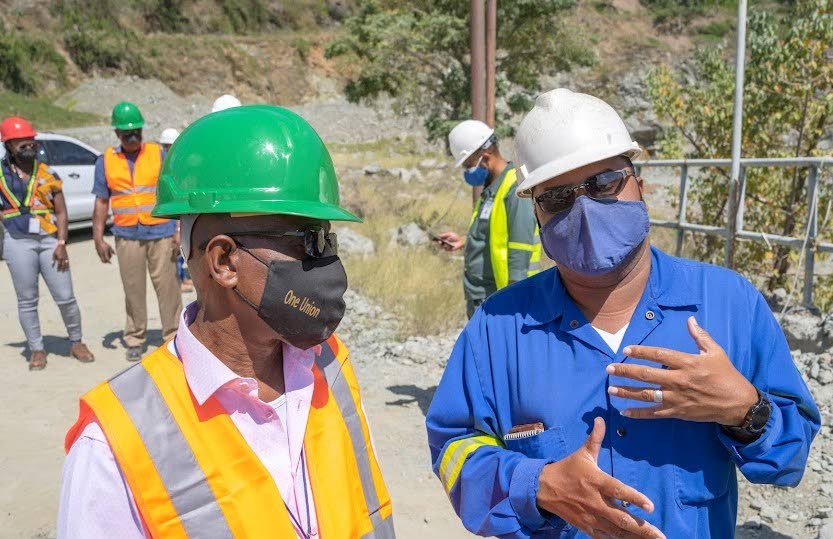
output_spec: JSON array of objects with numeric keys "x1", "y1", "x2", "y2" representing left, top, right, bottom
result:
[{"x1": 1, "y1": 0, "x2": 766, "y2": 136}]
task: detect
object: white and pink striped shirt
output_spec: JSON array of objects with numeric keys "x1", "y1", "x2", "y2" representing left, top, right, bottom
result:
[{"x1": 57, "y1": 301, "x2": 320, "y2": 538}]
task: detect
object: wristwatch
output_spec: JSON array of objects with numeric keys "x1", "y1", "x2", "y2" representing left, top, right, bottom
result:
[{"x1": 722, "y1": 388, "x2": 771, "y2": 443}]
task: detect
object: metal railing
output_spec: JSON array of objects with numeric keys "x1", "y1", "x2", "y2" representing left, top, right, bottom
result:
[{"x1": 634, "y1": 157, "x2": 833, "y2": 307}]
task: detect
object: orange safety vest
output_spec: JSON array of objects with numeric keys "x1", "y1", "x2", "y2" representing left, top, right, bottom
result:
[
  {"x1": 0, "y1": 161, "x2": 62, "y2": 234},
  {"x1": 103, "y1": 142, "x2": 169, "y2": 227},
  {"x1": 65, "y1": 335, "x2": 394, "y2": 539}
]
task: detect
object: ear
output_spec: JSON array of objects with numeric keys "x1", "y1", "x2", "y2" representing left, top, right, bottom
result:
[{"x1": 203, "y1": 235, "x2": 240, "y2": 290}]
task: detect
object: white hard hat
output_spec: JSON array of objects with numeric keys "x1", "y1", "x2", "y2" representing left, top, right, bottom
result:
[
  {"x1": 514, "y1": 88, "x2": 641, "y2": 197},
  {"x1": 211, "y1": 94, "x2": 242, "y2": 113},
  {"x1": 448, "y1": 119, "x2": 495, "y2": 167},
  {"x1": 159, "y1": 128, "x2": 180, "y2": 145}
]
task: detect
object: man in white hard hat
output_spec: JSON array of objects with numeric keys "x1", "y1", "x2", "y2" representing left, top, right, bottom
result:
[
  {"x1": 158, "y1": 128, "x2": 193, "y2": 291},
  {"x1": 436, "y1": 120, "x2": 541, "y2": 318},
  {"x1": 426, "y1": 88, "x2": 819, "y2": 538},
  {"x1": 212, "y1": 94, "x2": 242, "y2": 113},
  {"x1": 158, "y1": 128, "x2": 179, "y2": 152}
]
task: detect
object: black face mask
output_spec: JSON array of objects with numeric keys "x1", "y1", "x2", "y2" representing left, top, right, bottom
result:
[
  {"x1": 234, "y1": 245, "x2": 348, "y2": 350},
  {"x1": 13, "y1": 147, "x2": 37, "y2": 165}
]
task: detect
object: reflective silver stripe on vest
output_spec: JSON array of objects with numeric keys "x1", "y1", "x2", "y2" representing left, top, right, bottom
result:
[
  {"x1": 110, "y1": 189, "x2": 134, "y2": 196},
  {"x1": 316, "y1": 344, "x2": 394, "y2": 538},
  {"x1": 108, "y1": 364, "x2": 234, "y2": 539},
  {"x1": 111, "y1": 204, "x2": 157, "y2": 215},
  {"x1": 360, "y1": 513, "x2": 396, "y2": 539},
  {"x1": 134, "y1": 185, "x2": 157, "y2": 193}
]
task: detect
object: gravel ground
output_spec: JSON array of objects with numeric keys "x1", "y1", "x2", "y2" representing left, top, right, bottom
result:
[{"x1": 53, "y1": 76, "x2": 425, "y2": 151}]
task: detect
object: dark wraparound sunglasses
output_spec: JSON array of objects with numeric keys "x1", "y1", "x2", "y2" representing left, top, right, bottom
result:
[
  {"x1": 534, "y1": 168, "x2": 635, "y2": 215},
  {"x1": 200, "y1": 229, "x2": 338, "y2": 258}
]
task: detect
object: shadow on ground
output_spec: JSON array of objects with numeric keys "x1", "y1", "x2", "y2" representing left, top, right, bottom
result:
[
  {"x1": 736, "y1": 522, "x2": 795, "y2": 538},
  {"x1": 385, "y1": 384, "x2": 437, "y2": 416},
  {"x1": 102, "y1": 329, "x2": 163, "y2": 350},
  {"x1": 8, "y1": 335, "x2": 75, "y2": 359}
]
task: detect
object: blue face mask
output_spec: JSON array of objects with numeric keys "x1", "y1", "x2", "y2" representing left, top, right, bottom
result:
[
  {"x1": 539, "y1": 196, "x2": 650, "y2": 276},
  {"x1": 463, "y1": 157, "x2": 489, "y2": 186}
]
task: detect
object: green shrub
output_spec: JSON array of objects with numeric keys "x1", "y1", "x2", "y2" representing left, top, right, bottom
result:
[
  {"x1": 145, "y1": 0, "x2": 190, "y2": 32},
  {"x1": 64, "y1": 29, "x2": 153, "y2": 77},
  {"x1": 697, "y1": 20, "x2": 735, "y2": 39},
  {"x1": 0, "y1": 24, "x2": 66, "y2": 95}
]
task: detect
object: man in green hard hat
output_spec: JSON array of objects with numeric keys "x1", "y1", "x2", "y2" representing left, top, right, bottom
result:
[
  {"x1": 59, "y1": 105, "x2": 395, "y2": 538},
  {"x1": 91, "y1": 101, "x2": 182, "y2": 362}
]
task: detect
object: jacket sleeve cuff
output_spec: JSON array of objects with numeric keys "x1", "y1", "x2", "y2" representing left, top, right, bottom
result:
[
  {"x1": 717, "y1": 393, "x2": 782, "y2": 462},
  {"x1": 508, "y1": 457, "x2": 564, "y2": 531}
]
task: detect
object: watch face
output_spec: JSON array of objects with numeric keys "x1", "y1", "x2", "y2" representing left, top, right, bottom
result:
[{"x1": 749, "y1": 399, "x2": 771, "y2": 432}]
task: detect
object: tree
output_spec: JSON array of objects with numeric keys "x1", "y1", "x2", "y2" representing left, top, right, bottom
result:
[
  {"x1": 647, "y1": 0, "x2": 833, "y2": 300},
  {"x1": 325, "y1": 0, "x2": 594, "y2": 143}
]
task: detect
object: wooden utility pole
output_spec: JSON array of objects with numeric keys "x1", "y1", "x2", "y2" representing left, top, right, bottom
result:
[
  {"x1": 471, "y1": 0, "x2": 496, "y2": 203},
  {"x1": 485, "y1": 0, "x2": 496, "y2": 128}
]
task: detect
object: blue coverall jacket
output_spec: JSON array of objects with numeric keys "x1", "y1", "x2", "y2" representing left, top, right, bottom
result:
[{"x1": 426, "y1": 246, "x2": 820, "y2": 538}]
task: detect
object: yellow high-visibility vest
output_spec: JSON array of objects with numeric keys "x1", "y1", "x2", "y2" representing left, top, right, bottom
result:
[
  {"x1": 65, "y1": 336, "x2": 394, "y2": 538},
  {"x1": 469, "y1": 167, "x2": 542, "y2": 289}
]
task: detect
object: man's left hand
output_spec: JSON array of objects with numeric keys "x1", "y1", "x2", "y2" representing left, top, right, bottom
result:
[{"x1": 606, "y1": 316, "x2": 758, "y2": 426}]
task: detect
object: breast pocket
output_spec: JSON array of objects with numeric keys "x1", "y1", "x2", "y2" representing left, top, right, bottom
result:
[
  {"x1": 672, "y1": 420, "x2": 734, "y2": 505},
  {"x1": 504, "y1": 427, "x2": 569, "y2": 461}
]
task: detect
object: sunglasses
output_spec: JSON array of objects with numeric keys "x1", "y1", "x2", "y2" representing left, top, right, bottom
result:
[
  {"x1": 224, "y1": 229, "x2": 338, "y2": 258},
  {"x1": 534, "y1": 168, "x2": 635, "y2": 215},
  {"x1": 119, "y1": 130, "x2": 142, "y2": 138}
]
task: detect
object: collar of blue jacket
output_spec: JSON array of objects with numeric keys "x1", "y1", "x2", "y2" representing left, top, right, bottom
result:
[{"x1": 520, "y1": 246, "x2": 702, "y2": 329}]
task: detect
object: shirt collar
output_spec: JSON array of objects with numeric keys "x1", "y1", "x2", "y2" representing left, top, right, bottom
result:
[
  {"x1": 522, "y1": 246, "x2": 701, "y2": 327},
  {"x1": 175, "y1": 301, "x2": 320, "y2": 406}
]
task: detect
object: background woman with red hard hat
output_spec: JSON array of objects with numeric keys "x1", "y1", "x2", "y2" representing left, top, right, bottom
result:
[{"x1": 0, "y1": 116, "x2": 94, "y2": 370}]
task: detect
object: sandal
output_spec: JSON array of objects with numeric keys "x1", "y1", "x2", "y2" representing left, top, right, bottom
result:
[
  {"x1": 71, "y1": 342, "x2": 95, "y2": 363},
  {"x1": 29, "y1": 350, "x2": 48, "y2": 371}
]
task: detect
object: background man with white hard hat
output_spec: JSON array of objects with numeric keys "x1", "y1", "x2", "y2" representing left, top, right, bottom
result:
[
  {"x1": 427, "y1": 88, "x2": 819, "y2": 538},
  {"x1": 211, "y1": 94, "x2": 242, "y2": 113},
  {"x1": 436, "y1": 119, "x2": 541, "y2": 318},
  {"x1": 158, "y1": 127, "x2": 179, "y2": 152},
  {"x1": 158, "y1": 127, "x2": 193, "y2": 291}
]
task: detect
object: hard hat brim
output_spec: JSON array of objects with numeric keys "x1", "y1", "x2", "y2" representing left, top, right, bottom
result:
[
  {"x1": 113, "y1": 121, "x2": 145, "y2": 130},
  {"x1": 515, "y1": 142, "x2": 642, "y2": 198},
  {"x1": 152, "y1": 198, "x2": 362, "y2": 223},
  {"x1": 454, "y1": 129, "x2": 495, "y2": 168}
]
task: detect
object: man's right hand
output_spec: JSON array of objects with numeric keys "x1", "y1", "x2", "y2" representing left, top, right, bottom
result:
[
  {"x1": 435, "y1": 231, "x2": 465, "y2": 251},
  {"x1": 537, "y1": 418, "x2": 665, "y2": 539},
  {"x1": 95, "y1": 239, "x2": 115, "y2": 263}
]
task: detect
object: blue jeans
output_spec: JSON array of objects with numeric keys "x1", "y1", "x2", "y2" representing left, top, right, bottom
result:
[{"x1": 3, "y1": 229, "x2": 83, "y2": 351}]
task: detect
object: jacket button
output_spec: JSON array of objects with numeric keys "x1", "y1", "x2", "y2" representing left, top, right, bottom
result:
[
  {"x1": 616, "y1": 427, "x2": 627, "y2": 437},
  {"x1": 645, "y1": 310, "x2": 655, "y2": 320},
  {"x1": 569, "y1": 320, "x2": 579, "y2": 329}
]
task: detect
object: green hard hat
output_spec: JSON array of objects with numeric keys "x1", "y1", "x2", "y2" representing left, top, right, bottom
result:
[
  {"x1": 111, "y1": 102, "x2": 145, "y2": 130},
  {"x1": 152, "y1": 105, "x2": 360, "y2": 222}
]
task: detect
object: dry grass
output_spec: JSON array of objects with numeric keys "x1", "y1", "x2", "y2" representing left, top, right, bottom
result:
[{"x1": 331, "y1": 140, "x2": 472, "y2": 336}]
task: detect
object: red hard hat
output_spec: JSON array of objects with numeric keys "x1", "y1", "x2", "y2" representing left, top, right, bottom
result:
[{"x1": 0, "y1": 117, "x2": 37, "y2": 142}]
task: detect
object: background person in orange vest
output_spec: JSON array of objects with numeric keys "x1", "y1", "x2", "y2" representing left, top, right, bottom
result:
[
  {"x1": 0, "y1": 117, "x2": 94, "y2": 370},
  {"x1": 59, "y1": 106, "x2": 394, "y2": 538},
  {"x1": 91, "y1": 102, "x2": 182, "y2": 362}
]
